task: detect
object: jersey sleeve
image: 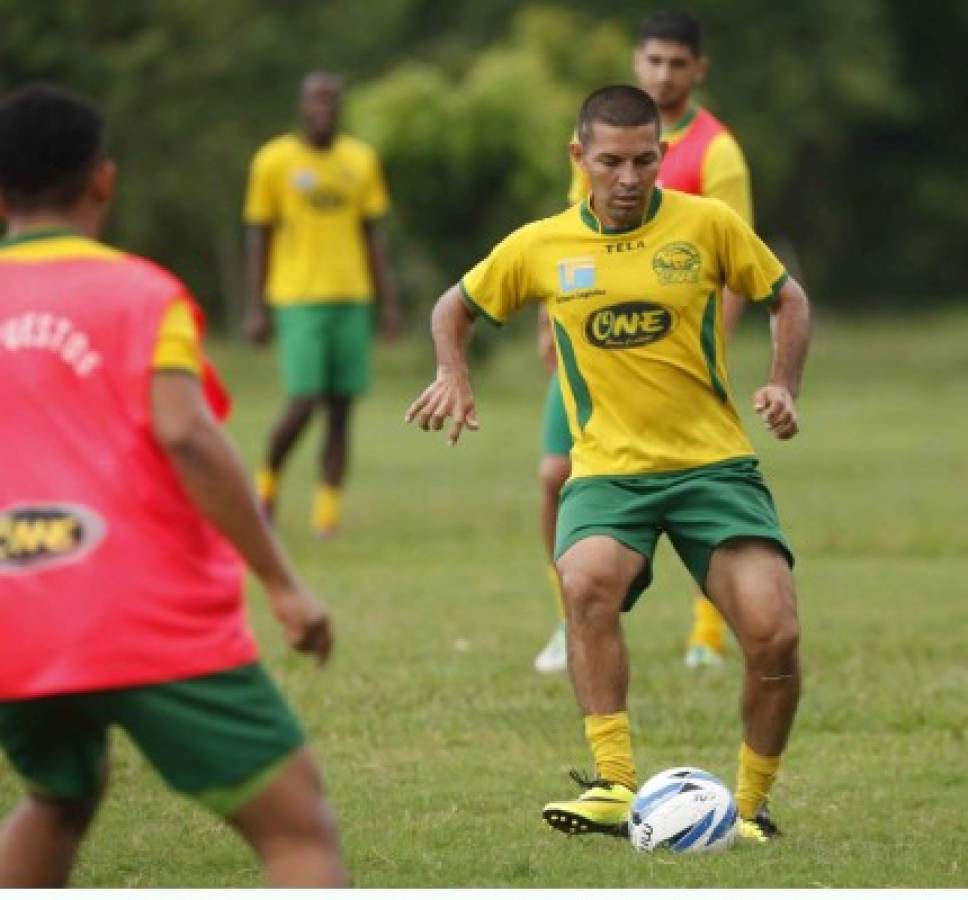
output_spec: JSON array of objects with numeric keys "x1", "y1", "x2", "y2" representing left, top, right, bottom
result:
[
  {"x1": 360, "y1": 150, "x2": 390, "y2": 220},
  {"x1": 152, "y1": 298, "x2": 202, "y2": 376},
  {"x1": 243, "y1": 146, "x2": 279, "y2": 224},
  {"x1": 459, "y1": 228, "x2": 535, "y2": 326},
  {"x1": 701, "y1": 132, "x2": 753, "y2": 225},
  {"x1": 715, "y1": 203, "x2": 787, "y2": 303}
]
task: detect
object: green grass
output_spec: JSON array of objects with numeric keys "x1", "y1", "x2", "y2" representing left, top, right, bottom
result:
[{"x1": 2, "y1": 308, "x2": 966, "y2": 887}]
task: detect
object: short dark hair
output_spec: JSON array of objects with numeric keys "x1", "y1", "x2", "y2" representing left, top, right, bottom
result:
[
  {"x1": 0, "y1": 83, "x2": 104, "y2": 212},
  {"x1": 637, "y1": 9, "x2": 703, "y2": 55},
  {"x1": 577, "y1": 85, "x2": 660, "y2": 146}
]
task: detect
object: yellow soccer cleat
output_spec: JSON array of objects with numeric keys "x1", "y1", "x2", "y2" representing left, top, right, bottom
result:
[
  {"x1": 737, "y1": 808, "x2": 781, "y2": 844},
  {"x1": 542, "y1": 770, "x2": 635, "y2": 837}
]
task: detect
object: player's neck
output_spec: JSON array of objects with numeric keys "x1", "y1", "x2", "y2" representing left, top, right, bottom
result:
[
  {"x1": 660, "y1": 98, "x2": 695, "y2": 130},
  {"x1": 3, "y1": 209, "x2": 99, "y2": 241},
  {"x1": 301, "y1": 130, "x2": 337, "y2": 150}
]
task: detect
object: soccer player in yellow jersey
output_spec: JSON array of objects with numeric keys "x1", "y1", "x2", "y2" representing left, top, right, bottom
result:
[
  {"x1": 244, "y1": 71, "x2": 401, "y2": 536},
  {"x1": 406, "y1": 86, "x2": 810, "y2": 843},
  {"x1": 535, "y1": 10, "x2": 752, "y2": 673}
]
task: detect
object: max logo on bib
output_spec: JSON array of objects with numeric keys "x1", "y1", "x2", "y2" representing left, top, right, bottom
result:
[
  {"x1": 557, "y1": 256, "x2": 596, "y2": 292},
  {"x1": 585, "y1": 301, "x2": 677, "y2": 349},
  {"x1": 0, "y1": 503, "x2": 106, "y2": 575}
]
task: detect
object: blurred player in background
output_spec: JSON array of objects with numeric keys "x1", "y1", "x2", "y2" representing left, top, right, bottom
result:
[
  {"x1": 0, "y1": 84, "x2": 345, "y2": 887},
  {"x1": 244, "y1": 71, "x2": 401, "y2": 537},
  {"x1": 534, "y1": 9, "x2": 752, "y2": 674},
  {"x1": 407, "y1": 85, "x2": 809, "y2": 843}
]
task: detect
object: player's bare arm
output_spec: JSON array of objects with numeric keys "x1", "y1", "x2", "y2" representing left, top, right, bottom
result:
[
  {"x1": 536, "y1": 303, "x2": 557, "y2": 374},
  {"x1": 753, "y1": 276, "x2": 811, "y2": 440},
  {"x1": 404, "y1": 285, "x2": 480, "y2": 446},
  {"x1": 244, "y1": 223, "x2": 273, "y2": 344},
  {"x1": 363, "y1": 219, "x2": 403, "y2": 340},
  {"x1": 151, "y1": 370, "x2": 333, "y2": 660}
]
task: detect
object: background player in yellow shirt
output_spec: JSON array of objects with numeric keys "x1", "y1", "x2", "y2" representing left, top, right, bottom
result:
[
  {"x1": 244, "y1": 71, "x2": 401, "y2": 535},
  {"x1": 535, "y1": 10, "x2": 753, "y2": 673},
  {"x1": 406, "y1": 86, "x2": 810, "y2": 843}
]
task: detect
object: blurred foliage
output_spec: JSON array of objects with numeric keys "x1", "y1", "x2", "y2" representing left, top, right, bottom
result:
[{"x1": 1, "y1": 0, "x2": 965, "y2": 325}]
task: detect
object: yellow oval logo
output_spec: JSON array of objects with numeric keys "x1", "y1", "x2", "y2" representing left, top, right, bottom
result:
[
  {"x1": 585, "y1": 302, "x2": 676, "y2": 349},
  {"x1": 0, "y1": 504, "x2": 106, "y2": 574},
  {"x1": 652, "y1": 241, "x2": 701, "y2": 284}
]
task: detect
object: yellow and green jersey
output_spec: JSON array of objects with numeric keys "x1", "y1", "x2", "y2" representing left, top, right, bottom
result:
[
  {"x1": 243, "y1": 133, "x2": 389, "y2": 306},
  {"x1": 461, "y1": 189, "x2": 787, "y2": 477},
  {"x1": 568, "y1": 105, "x2": 752, "y2": 224}
]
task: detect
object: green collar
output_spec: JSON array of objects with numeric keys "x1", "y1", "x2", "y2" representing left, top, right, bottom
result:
[
  {"x1": 663, "y1": 104, "x2": 699, "y2": 137},
  {"x1": 579, "y1": 188, "x2": 663, "y2": 235},
  {"x1": 0, "y1": 227, "x2": 80, "y2": 249}
]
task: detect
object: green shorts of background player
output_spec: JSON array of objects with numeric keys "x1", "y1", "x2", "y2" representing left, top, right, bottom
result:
[
  {"x1": 534, "y1": 371, "x2": 733, "y2": 674},
  {"x1": 254, "y1": 302, "x2": 374, "y2": 537}
]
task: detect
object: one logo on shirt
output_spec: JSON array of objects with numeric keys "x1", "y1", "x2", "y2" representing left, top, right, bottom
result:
[
  {"x1": 585, "y1": 301, "x2": 677, "y2": 349},
  {"x1": 0, "y1": 503, "x2": 106, "y2": 575},
  {"x1": 557, "y1": 256, "x2": 596, "y2": 293},
  {"x1": 652, "y1": 242, "x2": 701, "y2": 284},
  {"x1": 306, "y1": 187, "x2": 347, "y2": 211}
]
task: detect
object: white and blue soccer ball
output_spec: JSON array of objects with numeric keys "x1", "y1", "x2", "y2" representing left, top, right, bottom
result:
[{"x1": 629, "y1": 767, "x2": 737, "y2": 854}]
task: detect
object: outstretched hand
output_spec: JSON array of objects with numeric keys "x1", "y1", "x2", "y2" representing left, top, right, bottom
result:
[
  {"x1": 404, "y1": 369, "x2": 479, "y2": 446},
  {"x1": 268, "y1": 579, "x2": 334, "y2": 663},
  {"x1": 753, "y1": 384, "x2": 799, "y2": 440}
]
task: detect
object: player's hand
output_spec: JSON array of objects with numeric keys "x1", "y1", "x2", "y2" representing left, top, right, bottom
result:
[
  {"x1": 268, "y1": 578, "x2": 334, "y2": 663},
  {"x1": 379, "y1": 302, "x2": 404, "y2": 342},
  {"x1": 404, "y1": 368, "x2": 479, "y2": 446},
  {"x1": 244, "y1": 307, "x2": 273, "y2": 345},
  {"x1": 753, "y1": 384, "x2": 799, "y2": 440}
]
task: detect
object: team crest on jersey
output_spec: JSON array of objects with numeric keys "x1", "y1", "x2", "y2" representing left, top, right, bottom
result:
[
  {"x1": 557, "y1": 256, "x2": 596, "y2": 293},
  {"x1": 0, "y1": 503, "x2": 106, "y2": 575},
  {"x1": 291, "y1": 169, "x2": 318, "y2": 191},
  {"x1": 652, "y1": 242, "x2": 701, "y2": 284},
  {"x1": 585, "y1": 301, "x2": 677, "y2": 349}
]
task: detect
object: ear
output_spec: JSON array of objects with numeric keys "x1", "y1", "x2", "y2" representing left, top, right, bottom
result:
[
  {"x1": 659, "y1": 140, "x2": 669, "y2": 160},
  {"x1": 695, "y1": 55, "x2": 710, "y2": 86},
  {"x1": 569, "y1": 140, "x2": 585, "y2": 168},
  {"x1": 89, "y1": 158, "x2": 117, "y2": 206}
]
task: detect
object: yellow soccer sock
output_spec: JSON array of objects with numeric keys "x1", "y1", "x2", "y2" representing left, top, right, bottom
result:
[
  {"x1": 546, "y1": 563, "x2": 565, "y2": 620},
  {"x1": 313, "y1": 484, "x2": 342, "y2": 533},
  {"x1": 584, "y1": 712, "x2": 637, "y2": 791},
  {"x1": 735, "y1": 742, "x2": 781, "y2": 819},
  {"x1": 255, "y1": 467, "x2": 277, "y2": 504},
  {"x1": 687, "y1": 595, "x2": 726, "y2": 652}
]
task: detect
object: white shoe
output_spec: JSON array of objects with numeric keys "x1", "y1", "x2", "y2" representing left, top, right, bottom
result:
[
  {"x1": 534, "y1": 624, "x2": 568, "y2": 674},
  {"x1": 684, "y1": 644, "x2": 724, "y2": 668}
]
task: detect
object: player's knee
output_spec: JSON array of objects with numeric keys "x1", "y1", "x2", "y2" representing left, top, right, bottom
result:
[
  {"x1": 539, "y1": 455, "x2": 570, "y2": 497},
  {"x1": 744, "y1": 614, "x2": 799, "y2": 673},
  {"x1": 558, "y1": 566, "x2": 621, "y2": 624}
]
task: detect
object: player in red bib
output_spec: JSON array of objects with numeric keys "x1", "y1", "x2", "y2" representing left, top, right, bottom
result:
[
  {"x1": 534, "y1": 10, "x2": 752, "y2": 674},
  {"x1": 0, "y1": 84, "x2": 345, "y2": 887}
]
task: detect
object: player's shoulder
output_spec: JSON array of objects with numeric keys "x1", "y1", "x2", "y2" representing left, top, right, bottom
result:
[
  {"x1": 335, "y1": 133, "x2": 380, "y2": 163},
  {"x1": 106, "y1": 250, "x2": 192, "y2": 305},
  {"x1": 251, "y1": 133, "x2": 301, "y2": 165},
  {"x1": 498, "y1": 207, "x2": 576, "y2": 254},
  {"x1": 660, "y1": 187, "x2": 727, "y2": 215}
]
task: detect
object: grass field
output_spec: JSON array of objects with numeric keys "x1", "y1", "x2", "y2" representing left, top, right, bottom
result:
[{"x1": 2, "y1": 308, "x2": 966, "y2": 888}]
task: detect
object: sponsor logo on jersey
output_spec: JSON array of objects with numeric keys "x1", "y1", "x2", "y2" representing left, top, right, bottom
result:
[
  {"x1": 585, "y1": 301, "x2": 676, "y2": 349},
  {"x1": 557, "y1": 256, "x2": 596, "y2": 292},
  {"x1": 0, "y1": 504, "x2": 106, "y2": 575},
  {"x1": 652, "y1": 242, "x2": 701, "y2": 284},
  {"x1": 605, "y1": 239, "x2": 646, "y2": 255}
]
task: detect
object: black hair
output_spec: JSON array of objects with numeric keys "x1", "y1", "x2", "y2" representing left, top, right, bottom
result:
[
  {"x1": 0, "y1": 83, "x2": 104, "y2": 212},
  {"x1": 577, "y1": 85, "x2": 661, "y2": 146},
  {"x1": 637, "y1": 9, "x2": 703, "y2": 55}
]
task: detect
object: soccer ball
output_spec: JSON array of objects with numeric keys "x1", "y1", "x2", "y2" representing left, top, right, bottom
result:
[{"x1": 628, "y1": 767, "x2": 737, "y2": 854}]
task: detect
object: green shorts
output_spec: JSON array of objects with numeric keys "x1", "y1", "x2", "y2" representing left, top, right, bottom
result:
[
  {"x1": 554, "y1": 457, "x2": 794, "y2": 610},
  {"x1": 0, "y1": 663, "x2": 304, "y2": 816},
  {"x1": 274, "y1": 301, "x2": 373, "y2": 397},
  {"x1": 542, "y1": 371, "x2": 574, "y2": 457}
]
